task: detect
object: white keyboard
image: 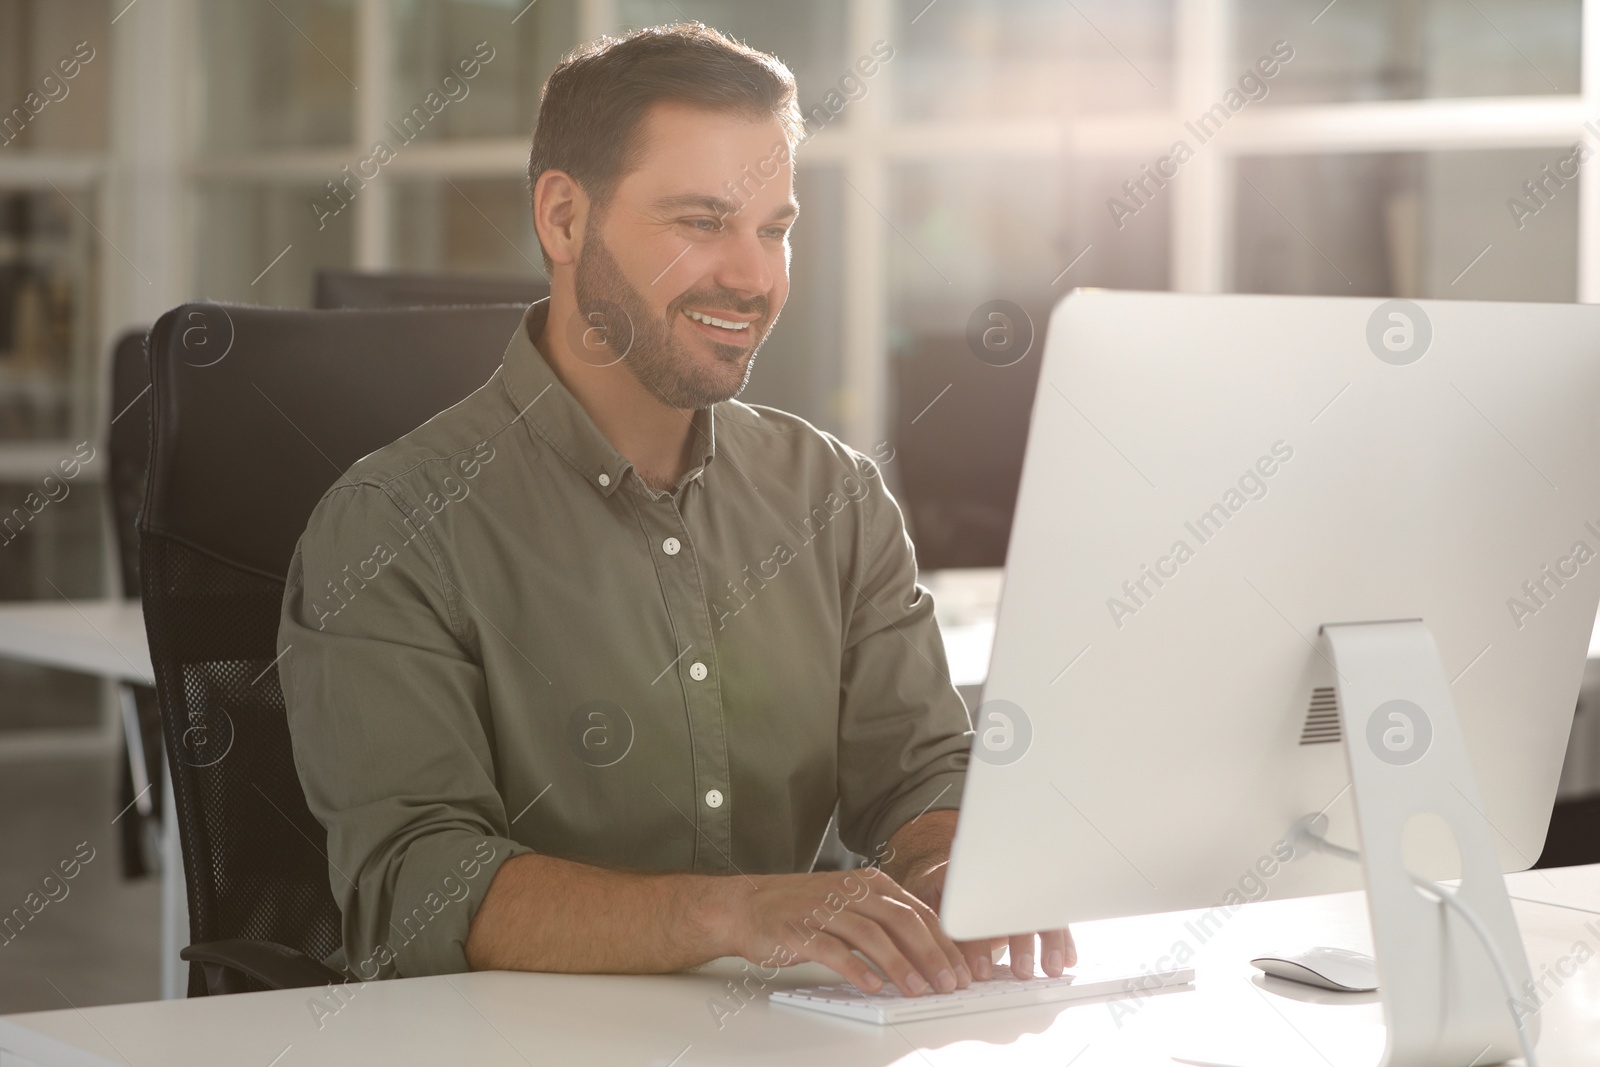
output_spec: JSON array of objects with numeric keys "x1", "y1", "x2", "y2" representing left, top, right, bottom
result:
[{"x1": 770, "y1": 963, "x2": 1195, "y2": 1024}]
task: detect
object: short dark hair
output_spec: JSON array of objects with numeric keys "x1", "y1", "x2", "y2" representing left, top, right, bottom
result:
[{"x1": 527, "y1": 23, "x2": 802, "y2": 262}]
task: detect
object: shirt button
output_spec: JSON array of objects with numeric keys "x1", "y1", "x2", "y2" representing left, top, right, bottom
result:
[
  {"x1": 705, "y1": 789, "x2": 724, "y2": 809},
  {"x1": 689, "y1": 661, "x2": 708, "y2": 681},
  {"x1": 662, "y1": 537, "x2": 681, "y2": 556},
  {"x1": 597, "y1": 473, "x2": 611, "y2": 487}
]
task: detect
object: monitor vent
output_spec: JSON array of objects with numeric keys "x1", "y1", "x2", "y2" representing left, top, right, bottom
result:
[{"x1": 1299, "y1": 686, "x2": 1341, "y2": 745}]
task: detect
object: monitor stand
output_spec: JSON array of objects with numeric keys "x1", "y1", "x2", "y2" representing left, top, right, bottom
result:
[{"x1": 1295, "y1": 620, "x2": 1537, "y2": 1067}]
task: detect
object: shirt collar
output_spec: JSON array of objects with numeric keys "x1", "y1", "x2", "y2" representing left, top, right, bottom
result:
[{"x1": 501, "y1": 299, "x2": 717, "y2": 498}]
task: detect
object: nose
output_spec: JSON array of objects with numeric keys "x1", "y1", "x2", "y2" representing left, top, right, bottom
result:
[{"x1": 711, "y1": 225, "x2": 774, "y2": 298}]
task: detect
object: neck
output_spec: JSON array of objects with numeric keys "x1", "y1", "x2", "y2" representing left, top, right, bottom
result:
[{"x1": 534, "y1": 296, "x2": 696, "y2": 491}]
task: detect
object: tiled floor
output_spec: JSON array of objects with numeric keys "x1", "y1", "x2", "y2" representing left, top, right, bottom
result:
[{"x1": 0, "y1": 750, "x2": 162, "y2": 1014}]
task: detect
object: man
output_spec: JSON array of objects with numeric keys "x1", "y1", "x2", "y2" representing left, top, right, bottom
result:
[{"x1": 279, "y1": 22, "x2": 1072, "y2": 998}]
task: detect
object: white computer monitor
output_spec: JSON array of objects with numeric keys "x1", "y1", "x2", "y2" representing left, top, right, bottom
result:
[{"x1": 942, "y1": 290, "x2": 1600, "y2": 942}]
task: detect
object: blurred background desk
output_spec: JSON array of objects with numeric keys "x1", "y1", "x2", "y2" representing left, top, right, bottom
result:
[
  {"x1": 0, "y1": 599, "x2": 150, "y2": 686},
  {"x1": 0, "y1": 598, "x2": 186, "y2": 1003},
  {"x1": 933, "y1": 567, "x2": 1600, "y2": 871}
]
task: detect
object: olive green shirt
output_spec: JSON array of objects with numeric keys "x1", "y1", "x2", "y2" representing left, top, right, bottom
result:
[{"x1": 278, "y1": 300, "x2": 970, "y2": 980}]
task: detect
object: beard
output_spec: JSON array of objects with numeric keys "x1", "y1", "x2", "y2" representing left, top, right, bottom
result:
[{"x1": 572, "y1": 227, "x2": 774, "y2": 410}]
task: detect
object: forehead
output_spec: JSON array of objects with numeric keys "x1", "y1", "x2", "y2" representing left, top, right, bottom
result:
[{"x1": 617, "y1": 100, "x2": 794, "y2": 205}]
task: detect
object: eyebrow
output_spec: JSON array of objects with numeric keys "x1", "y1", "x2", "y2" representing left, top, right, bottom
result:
[{"x1": 653, "y1": 193, "x2": 799, "y2": 223}]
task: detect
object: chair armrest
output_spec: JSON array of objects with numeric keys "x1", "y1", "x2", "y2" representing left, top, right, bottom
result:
[{"x1": 181, "y1": 938, "x2": 348, "y2": 991}]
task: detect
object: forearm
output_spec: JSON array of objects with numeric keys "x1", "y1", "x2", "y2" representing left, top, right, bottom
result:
[
  {"x1": 880, "y1": 808, "x2": 958, "y2": 889},
  {"x1": 463, "y1": 852, "x2": 742, "y2": 973}
]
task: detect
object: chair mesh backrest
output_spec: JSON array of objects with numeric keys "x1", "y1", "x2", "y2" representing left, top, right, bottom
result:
[
  {"x1": 139, "y1": 301, "x2": 528, "y2": 995},
  {"x1": 140, "y1": 533, "x2": 339, "y2": 994}
]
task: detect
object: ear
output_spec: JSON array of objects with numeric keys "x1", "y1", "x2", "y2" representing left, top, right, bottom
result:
[{"x1": 533, "y1": 170, "x2": 589, "y2": 268}]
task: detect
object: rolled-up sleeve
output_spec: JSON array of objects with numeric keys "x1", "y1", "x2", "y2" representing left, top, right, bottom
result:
[
  {"x1": 834, "y1": 455, "x2": 971, "y2": 859},
  {"x1": 278, "y1": 481, "x2": 534, "y2": 979}
]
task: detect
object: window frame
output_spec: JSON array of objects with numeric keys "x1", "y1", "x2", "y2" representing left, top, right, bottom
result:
[{"x1": 1, "y1": 0, "x2": 1592, "y2": 458}]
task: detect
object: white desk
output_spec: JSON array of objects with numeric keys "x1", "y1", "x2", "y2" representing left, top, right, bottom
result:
[
  {"x1": 0, "y1": 600, "x2": 152, "y2": 686},
  {"x1": 939, "y1": 618, "x2": 993, "y2": 689},
  {"x1": 926, "y1": 568, "x2": 1001, "y2": 693},
  {"x1": 941, "y1": 571, "x2": 1600, "y2": 699},
  {"x1": 0, "y1": 599, "x2": 183, "y2": 1002},
  {"x1": 3, "y1": 575, "x2": 1600, "y2": 731},
  {"x1": 1, "y1": 583, "x2": 1585, "y2": 726},
  {"x1": 2, "y1": 866, "x2": 1596, "y2": 1067},
  {"x1": 936, "y1": 567, "x2": 1600, "y2": 800},
  {"x1": 0, "y1": 575, "x2": 991, "y2": 688}
]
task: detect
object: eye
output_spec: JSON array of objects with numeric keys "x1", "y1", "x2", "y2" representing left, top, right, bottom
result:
[{"x1": 684, "y1": 217, "x2": 722, "y2": 233}]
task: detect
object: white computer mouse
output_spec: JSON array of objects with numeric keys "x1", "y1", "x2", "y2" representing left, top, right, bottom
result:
[{"x1": 1250, "y1": 947, "x2": 1379, "y2": 992}]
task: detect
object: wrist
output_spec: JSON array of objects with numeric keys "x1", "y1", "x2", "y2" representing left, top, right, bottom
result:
[{"x1": 691, "y1": 872, "x2": 755, "y2": 958}]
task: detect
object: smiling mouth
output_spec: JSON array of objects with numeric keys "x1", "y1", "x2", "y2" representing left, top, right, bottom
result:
[{"x1": 682, "y1": 308, "x2": 753, "y2": 333}]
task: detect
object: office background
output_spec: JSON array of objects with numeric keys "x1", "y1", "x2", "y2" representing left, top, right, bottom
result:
[{"x1": 0, "y1": 0, "x2": 1592, "y2": 1012}]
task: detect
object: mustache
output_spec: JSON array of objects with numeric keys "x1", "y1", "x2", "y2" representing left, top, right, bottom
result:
[{"x1": 670, "y1": 290, "x2": 768, "y2": 320}]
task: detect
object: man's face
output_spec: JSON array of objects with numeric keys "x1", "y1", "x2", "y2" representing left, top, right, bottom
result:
[{"x1": 572, "y1": 100, "x2": 796, "y2": 410}]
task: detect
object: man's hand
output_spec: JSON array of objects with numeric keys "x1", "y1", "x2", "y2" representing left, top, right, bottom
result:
[
  {"x1": 715, "y1": 869, "x2": 973, "y2": 997},
  {"x1": 884, "y1": 810, "x2": 1077, "y2": 981}
]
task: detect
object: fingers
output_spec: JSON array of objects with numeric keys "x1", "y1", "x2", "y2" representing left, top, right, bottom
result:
[
  {"x1": 872, "y1": 883, "x2": 971, "y2": 988},
  {"x1": 1009, "y1": 933, "x2": 1036, "y2": 979},
  {"x1": 828, "y1": 910, "x2": 939, "y2": 996},
  {"x1": 1038, "y1": 928, "x2": 1072, "y2": 976},
  {"x1": 830, "y1": 875, "x2": 970, "y2": 994},
  {"x1": 1003, "y1": 927, "x2": 1077, "y2": 979},
  {"x1": 740, "y1": 872, "x2": 1022, "y2": 998},
  {"x1": 957, "y1": 936, "x2": 1003, "y2": 981},
  {"x1": 846, "y1": 897, "x2": 963, "y2": 993},
  {"x1": 797, "y1": 930, "x2": 885, "y2": 995}
]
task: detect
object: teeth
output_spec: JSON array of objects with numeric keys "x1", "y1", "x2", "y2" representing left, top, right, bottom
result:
[{"x1": 684, "y1": 309, "x2": 751, "y2": 331}]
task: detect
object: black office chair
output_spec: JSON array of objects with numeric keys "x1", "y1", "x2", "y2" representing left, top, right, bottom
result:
[
  {"x1": 1536, "y1": 688, "x2": 1600, "y2": 867},
  {"x1": 139, "y1": 301, "x2": 528, "y2": 995},
  {"x1": 106, "y1": 328, "x2": 165, "y2": 879},
  {"x1": 890, "y1": 334, "x2": 1043, "y2": 570},
  {"x1": 1537, "y1": 793, "x2": 1600, "y2": 867},
  {"x1": 314, "y1": 268, "x2": 547, "y2": 310}
]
